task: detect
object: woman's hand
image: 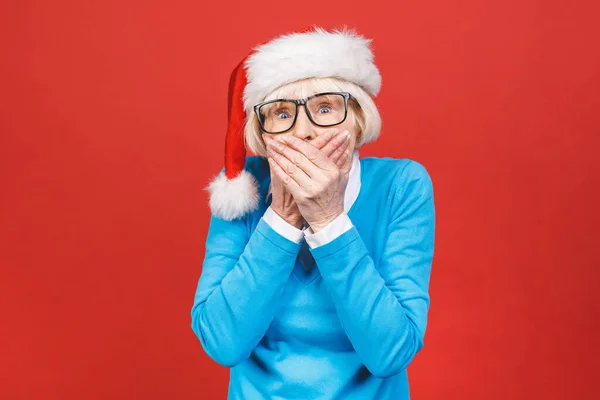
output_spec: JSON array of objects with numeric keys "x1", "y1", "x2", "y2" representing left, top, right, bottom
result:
[
  {"x1": 263, "y1": 129, "x2": 349, "y2": 230},
  {"x1": 266, "y1": 142, "x2": 304, "y2": 229},
  {"x1": 265, "y1": 129, "x2": 353, "y2": 233}
]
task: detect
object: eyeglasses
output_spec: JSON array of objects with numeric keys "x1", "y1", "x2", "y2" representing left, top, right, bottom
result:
[{"x1": 253, "y1": 92, "x2": 355, "y2": 134}]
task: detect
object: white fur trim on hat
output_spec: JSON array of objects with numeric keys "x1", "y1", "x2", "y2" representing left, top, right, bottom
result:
[
  {"x1": 243, "y1": 26, "x2": 381, "y2": 114},
  {"x1": 206, "y1": 170, "x2": 260, "y2": 221}
]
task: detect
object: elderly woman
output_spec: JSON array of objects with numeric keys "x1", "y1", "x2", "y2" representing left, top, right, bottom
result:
[{"x1": 191, "y1": 26, "x2": 436, "y2": 400}]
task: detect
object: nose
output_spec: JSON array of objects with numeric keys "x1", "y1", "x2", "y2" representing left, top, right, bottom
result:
[{"x1": 289, "y1": 105, "x2": 317, "y2": 141}]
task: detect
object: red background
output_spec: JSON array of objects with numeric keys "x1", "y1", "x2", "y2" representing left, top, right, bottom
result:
[{"x1": 1, "y1": 1, "x2": 599, "y2": 399}]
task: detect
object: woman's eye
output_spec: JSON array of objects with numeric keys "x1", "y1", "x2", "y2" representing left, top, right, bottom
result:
[
  {"x1": 317, "y1": 103, "x2": 332, "y2": 114},
  {"x1": 276, "y1": 111, "x2": 291, "y2": 119}
]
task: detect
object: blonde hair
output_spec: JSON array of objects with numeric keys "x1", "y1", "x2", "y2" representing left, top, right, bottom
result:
[{"x1": 244, "y1": 77, "x2": 382, "y2": 157}]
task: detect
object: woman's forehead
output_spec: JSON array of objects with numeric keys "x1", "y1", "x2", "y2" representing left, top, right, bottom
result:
[{"x1": 265, "y1": 78, "x2": 341, "y2": 100}]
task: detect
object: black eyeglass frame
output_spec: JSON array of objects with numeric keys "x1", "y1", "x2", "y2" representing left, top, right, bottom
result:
[{"x1": 253, "y1": 91, "x2": 356, "y2": 134}]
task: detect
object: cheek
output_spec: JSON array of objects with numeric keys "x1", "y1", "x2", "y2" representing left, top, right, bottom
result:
[
  {"x1": 342, "y1": 128, "x2": 358, "y2": 152},
  {"x1": 349, "y1": 135, "x2": 358, "y2": 152},
  {"x1": 344, "y1": 123, "x2": 359, "y2": 146},
  {"x1": 344, "y1": 113, "x2": 359, "y2": 137}
]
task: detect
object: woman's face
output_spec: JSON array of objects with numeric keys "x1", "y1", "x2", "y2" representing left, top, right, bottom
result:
[{"x1": 263, "y1": 93, "x2": 359, "y2": 158}]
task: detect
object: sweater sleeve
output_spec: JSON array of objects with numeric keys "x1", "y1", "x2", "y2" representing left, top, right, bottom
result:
[
  {"x1": 310, "y1": 160, "x2": 436, "y2": 379},
  {"x1": 191, "y1": 214, "x2": 303, "y2": 367}
]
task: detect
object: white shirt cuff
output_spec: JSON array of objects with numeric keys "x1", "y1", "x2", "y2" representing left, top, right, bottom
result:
[
  {"x1": 262, "y1": 206, "x2": 305, "y2": 244},
  {"x1": 304, "y1": 212, "x2": 353, "y2": 248}
]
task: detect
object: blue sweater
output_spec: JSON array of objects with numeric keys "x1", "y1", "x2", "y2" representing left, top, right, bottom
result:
[{"x1": 191, "y1": 155, "x2": 436, "y2": 399}]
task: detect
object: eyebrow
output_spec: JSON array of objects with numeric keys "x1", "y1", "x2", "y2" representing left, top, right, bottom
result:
[
  {"x1": 270, "y1": 101, "x2": 295, "y2": 108},
  {"x1": 272, "y1": 92, "x2": 336, "y2": 102}
]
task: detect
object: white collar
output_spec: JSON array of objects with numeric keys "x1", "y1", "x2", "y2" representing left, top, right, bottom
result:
[{"x1": 266, "y1": 149, "x2": 361, "y2": 212}]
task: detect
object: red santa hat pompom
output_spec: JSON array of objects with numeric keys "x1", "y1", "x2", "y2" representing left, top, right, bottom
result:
[{"x1": 206, "y1": 25, "x2": 381, "y2": 221}]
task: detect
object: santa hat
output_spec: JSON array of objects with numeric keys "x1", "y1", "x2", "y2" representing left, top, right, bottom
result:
[{"x1": 206, "y1": 25, "x2": 382, "y2": 221}]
